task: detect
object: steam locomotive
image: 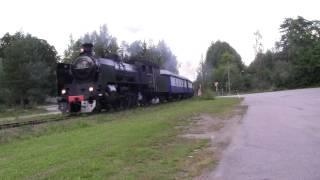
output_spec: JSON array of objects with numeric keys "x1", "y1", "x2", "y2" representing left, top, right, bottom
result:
[{"x1": 57, "y1": 43, "x2": 193, "y2": 113}]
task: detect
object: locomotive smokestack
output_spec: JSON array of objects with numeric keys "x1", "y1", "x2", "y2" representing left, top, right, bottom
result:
[{"x1": 80, "y1": 43, "x2": 94, "y2": 56}]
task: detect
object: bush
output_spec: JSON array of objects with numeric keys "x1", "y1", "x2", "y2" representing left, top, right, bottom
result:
[
  {"x1": 0, "y1": 105, "x2": 5, "y2": 113},
  {"x1": 200, "y1": 88, "x2": 216, "y2": 100}
]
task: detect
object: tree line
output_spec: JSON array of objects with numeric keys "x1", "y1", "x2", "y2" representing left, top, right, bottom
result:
[
  {"x1": 0, "y1": 32, "x2": 57, "y2": 106},
  {"x1": 0, "y1": 25, "x2": 178, "y2": 107},
  {"x1": 196, "y1": 16, "x2": 320, "y2": 95},
  {"x1": 1, "y1": 16, "x2": 319, "y2": 107}
]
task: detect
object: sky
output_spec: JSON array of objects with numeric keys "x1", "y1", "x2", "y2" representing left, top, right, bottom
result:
[{"x1": 0, "y1": 0, "x2": 319, "y2": 80}]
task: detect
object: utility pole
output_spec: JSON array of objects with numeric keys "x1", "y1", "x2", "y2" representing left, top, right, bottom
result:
[
  {"x1": 227, "y1": 61, "x2": 231, "y2": 94},
  {"x1": 221, "y1": 87, "x2": 224, "y2": 96},
  {"x1": 200, "y1": 54, "x2": 205, "y2": 91}
]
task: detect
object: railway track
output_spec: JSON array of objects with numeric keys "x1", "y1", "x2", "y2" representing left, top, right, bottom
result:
[
  {"x1": 0, "y1": 102, "x2": 172, "y2": 130},
  {"x1": 0, "y1": 115, "x2": 72, "y2": 130}
]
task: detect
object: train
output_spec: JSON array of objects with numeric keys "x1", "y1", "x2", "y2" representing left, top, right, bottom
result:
[{"x1": 56, "y1": 43, "x2": 193, "y2": 113}]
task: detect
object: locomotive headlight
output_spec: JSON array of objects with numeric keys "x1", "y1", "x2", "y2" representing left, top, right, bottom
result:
[
  {"x1": 61, "y1": 89, "x2": 66, "y2": 95},
  {"x1": 89, "y1": 86, "x2": 94, "y2": 92}
]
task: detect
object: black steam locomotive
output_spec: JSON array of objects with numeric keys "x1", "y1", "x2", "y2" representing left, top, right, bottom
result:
[{"x1": 57, "y1": 43, "x2": 193, "y2": 113}]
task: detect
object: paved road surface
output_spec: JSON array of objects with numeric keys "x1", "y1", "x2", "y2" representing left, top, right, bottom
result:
[{"x1": 211, "y1": 88, "x2": 320, "y2": 180}]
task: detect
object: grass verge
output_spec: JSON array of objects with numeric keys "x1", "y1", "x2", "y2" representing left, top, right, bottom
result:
[
  {"x1": 0, "y1": 98, "x2": 241, "y2": 179},
  {"x1": 0, "y1": 106, "x2": 48, "y2": 119}
]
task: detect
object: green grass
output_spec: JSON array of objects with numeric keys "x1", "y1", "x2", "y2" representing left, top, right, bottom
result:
[
  {"x1": 0, "y1": 107, "x2": 48, "y2": 119},
  {"x1": 0, "y1": 98, "x2": 240, "y2": 179}
]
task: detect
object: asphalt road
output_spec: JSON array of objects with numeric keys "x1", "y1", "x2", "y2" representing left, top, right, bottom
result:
[{"x1": 211, "y1": 88, "x2": 320, "y2": 180}]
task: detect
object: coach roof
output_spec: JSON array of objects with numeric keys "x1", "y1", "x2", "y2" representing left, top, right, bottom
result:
[{"x1": 160, "y1": 69, "x2": 190, "y2": 81}]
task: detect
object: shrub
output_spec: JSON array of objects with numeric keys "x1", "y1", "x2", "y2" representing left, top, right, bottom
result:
[
  {"x1": 0, "y1": 105, "x2": 5, "y2": 113},
  {"x1": 200, "y1": 88, "x2": 216, "y2": 100}
]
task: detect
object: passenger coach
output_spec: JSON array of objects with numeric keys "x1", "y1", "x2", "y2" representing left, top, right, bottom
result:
[{"x1": 157, "y1": 70, "x2": 193, "y2": 100}]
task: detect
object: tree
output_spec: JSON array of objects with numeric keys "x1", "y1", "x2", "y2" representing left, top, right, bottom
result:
[
  {"x1": 248, "y1": 51, "x2": 275, "y2": 90},
  {"x1": 63, "y1": 24, "x2": 179, "y2": 73},
  {"x1": 247, "y1": 16, "x2": 320, "y2": 90},
  {"x1": 0, "y1": 32, "x2": 58, "y2": 105},
  {"x1": 253, "y1": 30, "x2": 264, "y2": 55},
  {"x1": 0, "y1": 57, "x2": 6, "y2": 104},
  {"x1": 196, "y1": 54, "x2": 207, "y2": 88},
  {"x1": 157, "y1": 40, "x2": 178, "y2": 73},
  {"x1": 63, "y1": 35, "x2": 81, "y2": 63},
  {"x1": 196, "y1": 41, "x2": 246, "y2": 94},
  {"x1": 127, "y1": 40, "x2": 179, "y2": 73},
  {"x1": 119, "y1": 41, "x2": 130, "y2": 60},
  {"x1": 205, "y1": 41, "x2": 244, "y2": 69},
  {"x1": 198, "y1": 16, "x2": 320, "y2": 93},
  {"x1": 128, "y1": 40, "x2": 144, "y2": 57},
  {"x1": 211, "y1": 52, "x2": 245, "y2": 93},
  {"x1": 276, "y1": 16, "x2": 320, "y2": 87},
  {"x1": 63, "y1": 24, "x2": 119, "y2": 62}
]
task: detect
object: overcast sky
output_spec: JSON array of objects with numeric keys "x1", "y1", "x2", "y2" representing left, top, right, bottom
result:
[{"x1": 0, "y1": 0, "x2": 319, "y2": 80}]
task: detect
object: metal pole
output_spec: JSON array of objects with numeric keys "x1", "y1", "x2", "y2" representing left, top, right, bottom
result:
[{"x1": 228, "y1": 61, "x2": 231, "y2": 94}]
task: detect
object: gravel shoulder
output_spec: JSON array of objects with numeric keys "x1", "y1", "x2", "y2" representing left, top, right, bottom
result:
[
  {"x1": 180, "y1": 103, "x2": 248, "y2": 179},
  {"x1": 0, "y1": 105, "x2": 60, "y2": 123}
]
